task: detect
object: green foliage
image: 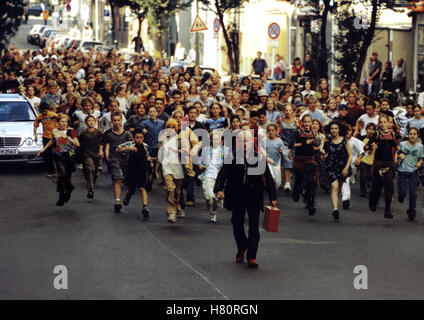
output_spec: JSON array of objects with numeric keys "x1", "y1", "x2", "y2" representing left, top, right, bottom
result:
[
  {"x1": 333, "y1": 7, "x2": 369, "y2": 82},
  {"x1": 145, "y1": 0, "x2": 194, "y2": 29},
  {"x1": 0, "y1": 0, "x2": 25, "y2": 51}
]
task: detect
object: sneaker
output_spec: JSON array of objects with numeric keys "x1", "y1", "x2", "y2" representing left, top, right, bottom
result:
[
  {"x1": 87, "y1": 188, "x2": 94, "y2": 199},
  {"x1": 77, "y1": 164, "x2": 83, "y2": 170},
  {"x1": 114, "y1": 200, "x2": 122, "y2": 213},
  {"x1": 64, "y1": 185, "x2": 75, "y2": 203},
  {"x1": 186, "y1": 201, "x2": 195, "y2": 207},
  {"x1": 168, "y1": 213, "x2": 176, "y2": 223},
  {"x1": 235, "y1": 251, "x2": 246, "y2": 264},
  {"x1": 308, "y1": 205, "x2": 316, "y2": 216},
  {"x1": 56, "y1": 193, "x2": 65, "y2": 206},
  {"x1": 407, "y1": 209, "x2": 416, "y2": 221},
  {"x1": 369, "y1": 199, "x2": 377, "y2": 212},
  {"x1": 247, "y1": 259, "x2": 259, "y2": 269},
  {"x1": 210, "y1": 212, "x2": 217, "y2": 223},
  {"x1": 46, "y1": 172, "x2": 56, "y2": 178},
  {"x1": 176, "y1": 210, "x2": 185, "y2": 218},
  {"x1": 142, "y1": 207, "x2": 150, "y2": 218},
  {"x1": 332, "y1": 209, "x2": 340, "y2": 221},
  {"x1": 284, "y1": 182, "x2": 291, "y2": 193},
  {"x1": 384, "y1": 211, "x2": 394, "y2": 219},
  {"x1": 123, "y1": 193, "x2": 131, "y2": 206},
  {"x1": 342, "y1": 200, "x2": 350, "y2": 209},
  {"x1": 292, "y1": 192, "x2": 300, "y2": 202},
  {"x1": 98, "y1": 165, "x2": 103, "y2": 172},
  {"x1": 206, "y1": 201, "x2": 211, "y2": 211}
]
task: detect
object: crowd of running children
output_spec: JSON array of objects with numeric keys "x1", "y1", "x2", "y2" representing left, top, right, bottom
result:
[{"x1": 2, "y1": 46, "x2": 423, "y2": 223}]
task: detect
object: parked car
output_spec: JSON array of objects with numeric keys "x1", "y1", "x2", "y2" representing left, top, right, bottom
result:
[
  {"x1": 27, "y1": 24, "x2": 47, "y2": 44},
  {"x1": 56, "y1": 35, "x2": 72, "y2": 49},
  {"x1": 39, "y1": 28, "x2": 59, "y2": 48},
  {"x1": 0, "y1": 94, "x2": 43, "y2": 163},
  {"x1": 66, "y1": 39, "x2": 81, "y2": 51},
  {"x1": 45, "y1": 31, "x2": 64, "y2": 49},
  {"x1": 27, "y1": 3, "x2": 44, "y2": 16},
  {"x1": 77, "y1": 41, "x2": 103, "y2": 53},
  {"x1": 94, "y1": 45, "x2": 112, "y2": 55}
]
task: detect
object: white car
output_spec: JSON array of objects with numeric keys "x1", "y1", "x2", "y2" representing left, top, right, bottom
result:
[
  {"x1": 78, "y1": 41, "x2": 103, "y2": 53},
  {"x1": 27, "y1": 24, "x2": 48, "y2": 44},
  {"x1": 0, "y1": 94, "x2": 43, "y2": 163}
]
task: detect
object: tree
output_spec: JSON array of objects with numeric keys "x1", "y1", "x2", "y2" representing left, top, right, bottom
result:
[
  {"x1": 128, "y1": 0, "x2": 149, "y2": 53},
  {"x1": 0, "y1": 0, "x2": 25, "y2": 52},
  {"x1": 334, "y1": 0, "x2": 395, "y2": 84},
  {"x1": 107, "y1": 0, "x2": 132, "y2": 46},
  {"x1": 144, "y1": 0, "x2": 194, "y2": 57},
  {"x1": 200, "y1": 0, "x2": 247, "y2": 74}
]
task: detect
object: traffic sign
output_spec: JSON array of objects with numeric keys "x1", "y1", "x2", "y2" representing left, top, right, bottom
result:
[
  {"x1": 268, "y1": 22, "x2": 280, "y2": 40},
  {"x1": 213, "y1": 18, "x2": 220, "y2": 33},
  {"x1": 190, "y1": 14, "x2": 208, "y2": 32},
  {"x1": 66, "y1": 4, "x2": 71, "y2": 11}
]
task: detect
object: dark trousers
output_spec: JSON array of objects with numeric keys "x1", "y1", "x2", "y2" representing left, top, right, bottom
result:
[
  {"x1": 53, "y1": 153, "x2": 74, "y2": 195},
  {"x1": 398, "y1": 171, "x2": 418, "y2": 211},
  {"x1": 146, "y1": 148, "x2": 158, "y2": 191},
  {"x1": 359, "y1": 163, "x2": 372, "y2": 193},
  {"x1": 82, "y1": 154, "x2": 99, "y2": 189},
  {"x1": 231, "y1": 206, "x2": 260, "y2": 260},
  {"x1": 293, "y1": 163, "x2": 317, "y2": 206},
  {"x1": 370, "y1": 168, "x2": 394, "y2": 208},
  {"x1": 42, "y1": 137, "x2": 55, "y2": 174}
]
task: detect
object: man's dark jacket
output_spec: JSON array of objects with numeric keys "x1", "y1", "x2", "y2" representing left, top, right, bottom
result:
[{"x1": 213, "y1": 151, "x2": 277, "y2": 212}]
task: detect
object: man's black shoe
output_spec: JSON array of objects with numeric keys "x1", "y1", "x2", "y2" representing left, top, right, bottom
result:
[
  {"x1": 308, "y1": 205, "x2": 316, "y2": 216},
  {"x1": 398, "y1": 195, "x2": 405, "y2": 203},
  {"x1": 360, "y1": 190, "x2": 366, "y2": 197},
  {"x1": 123, "y1": 193, "x2": 131, "y2": 206},
  {"x1": 407, "y1": 209, "x2": 416, "y2": 221},
  {"x1": 292, "y1": 192, "x2": 300, "y2": 202}
]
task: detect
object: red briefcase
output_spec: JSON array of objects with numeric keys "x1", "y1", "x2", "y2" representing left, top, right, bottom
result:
[{"x1": 263, "y1": 206, "x2": 280, "y2": 233}]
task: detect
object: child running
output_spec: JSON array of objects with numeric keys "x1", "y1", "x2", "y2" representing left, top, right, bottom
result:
[
  {"x1": 397, "y1": 127, "x2": 424, "y2": 221},
  {"x1": 266, "y1": 124, "x2": 285, "y2": 189},
  {"x1": 79, "y1": 115, "x2": 103, "y2": 199},
  {"x1": 364, "y1": 115, "x2": 397, "y2": 219},
  {"x1": 199, "y1": 131, "x2": 228, "y2": 222},
  {"x1": 122, "y1": 129, "x2": 152, "y2": 219}
]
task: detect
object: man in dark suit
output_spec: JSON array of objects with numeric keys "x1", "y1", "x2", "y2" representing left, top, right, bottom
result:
[{"x1": 214, "y1": 130, "x2": 277, "y2": 269}]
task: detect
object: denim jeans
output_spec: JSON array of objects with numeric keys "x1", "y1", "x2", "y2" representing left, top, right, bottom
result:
[{"x1": 398, "y1": 171, "x2": 418, "y2": 211}]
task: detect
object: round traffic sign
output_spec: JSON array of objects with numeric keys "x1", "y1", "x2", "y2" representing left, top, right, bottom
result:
[
  {"x1": 268, "y1": 22, "x2": 280, "y2": 40},
  {"x1": 66, "y1": 4, "x2": 71, "y2": 11},
  {"x1": 213, "y1": 18, "x2": 220, "y2": 33}
]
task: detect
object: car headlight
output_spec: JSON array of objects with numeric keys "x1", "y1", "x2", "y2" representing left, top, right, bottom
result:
[
  {"x1": 35, "y1": 134, "x2": 43, "y2": 146},
  {"x1": 25, "y1": 137, "x2": 34, "y2": 146}
]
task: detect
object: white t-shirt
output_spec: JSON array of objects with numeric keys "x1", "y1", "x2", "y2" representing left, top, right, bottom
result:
[
  {"x1": 73, "y1": 110, "x2": 101, "y2": 135},
  {"x1": 349, "y1": 137, "x2": 365, "y2": 163},
  {"x1": 116, "y1": 96, "x2": 129, "y2": 113},
  {"x1": 27, "y1": 96, "x2": 41, "y2": 110},
  {"x1": 161, "y1": 135, "x2": 184, "y2": 179},
  {"x1": 357, "y1": 114, "x2": 379, "y2": 136},
  {"x1": 100, "y1": 112, "x2": 127, "y2": 132}
]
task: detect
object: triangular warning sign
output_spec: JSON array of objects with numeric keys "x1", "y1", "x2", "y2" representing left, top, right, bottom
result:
[{"x1": 190, "y1": 14, "x2": 208, "y2": 32}]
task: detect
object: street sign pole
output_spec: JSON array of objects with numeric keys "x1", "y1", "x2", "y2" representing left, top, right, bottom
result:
[
  {"x1": 213, "y1": 18, "x2": 220, "y2": 72},
  {"x1": 268, "y1": 23, "x2": 280, "y2": 80},
  {"x1": 195, "y1": 0, "x2": 200, "y2": 65}
]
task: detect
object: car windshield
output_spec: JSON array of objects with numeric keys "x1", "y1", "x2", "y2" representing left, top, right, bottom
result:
[
  {"x1": 82, "y1": 42, "x2": 102, "y2": 48},
  {"x1": 0, "y1": 102, "x2": 36, "y2": 122}
]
